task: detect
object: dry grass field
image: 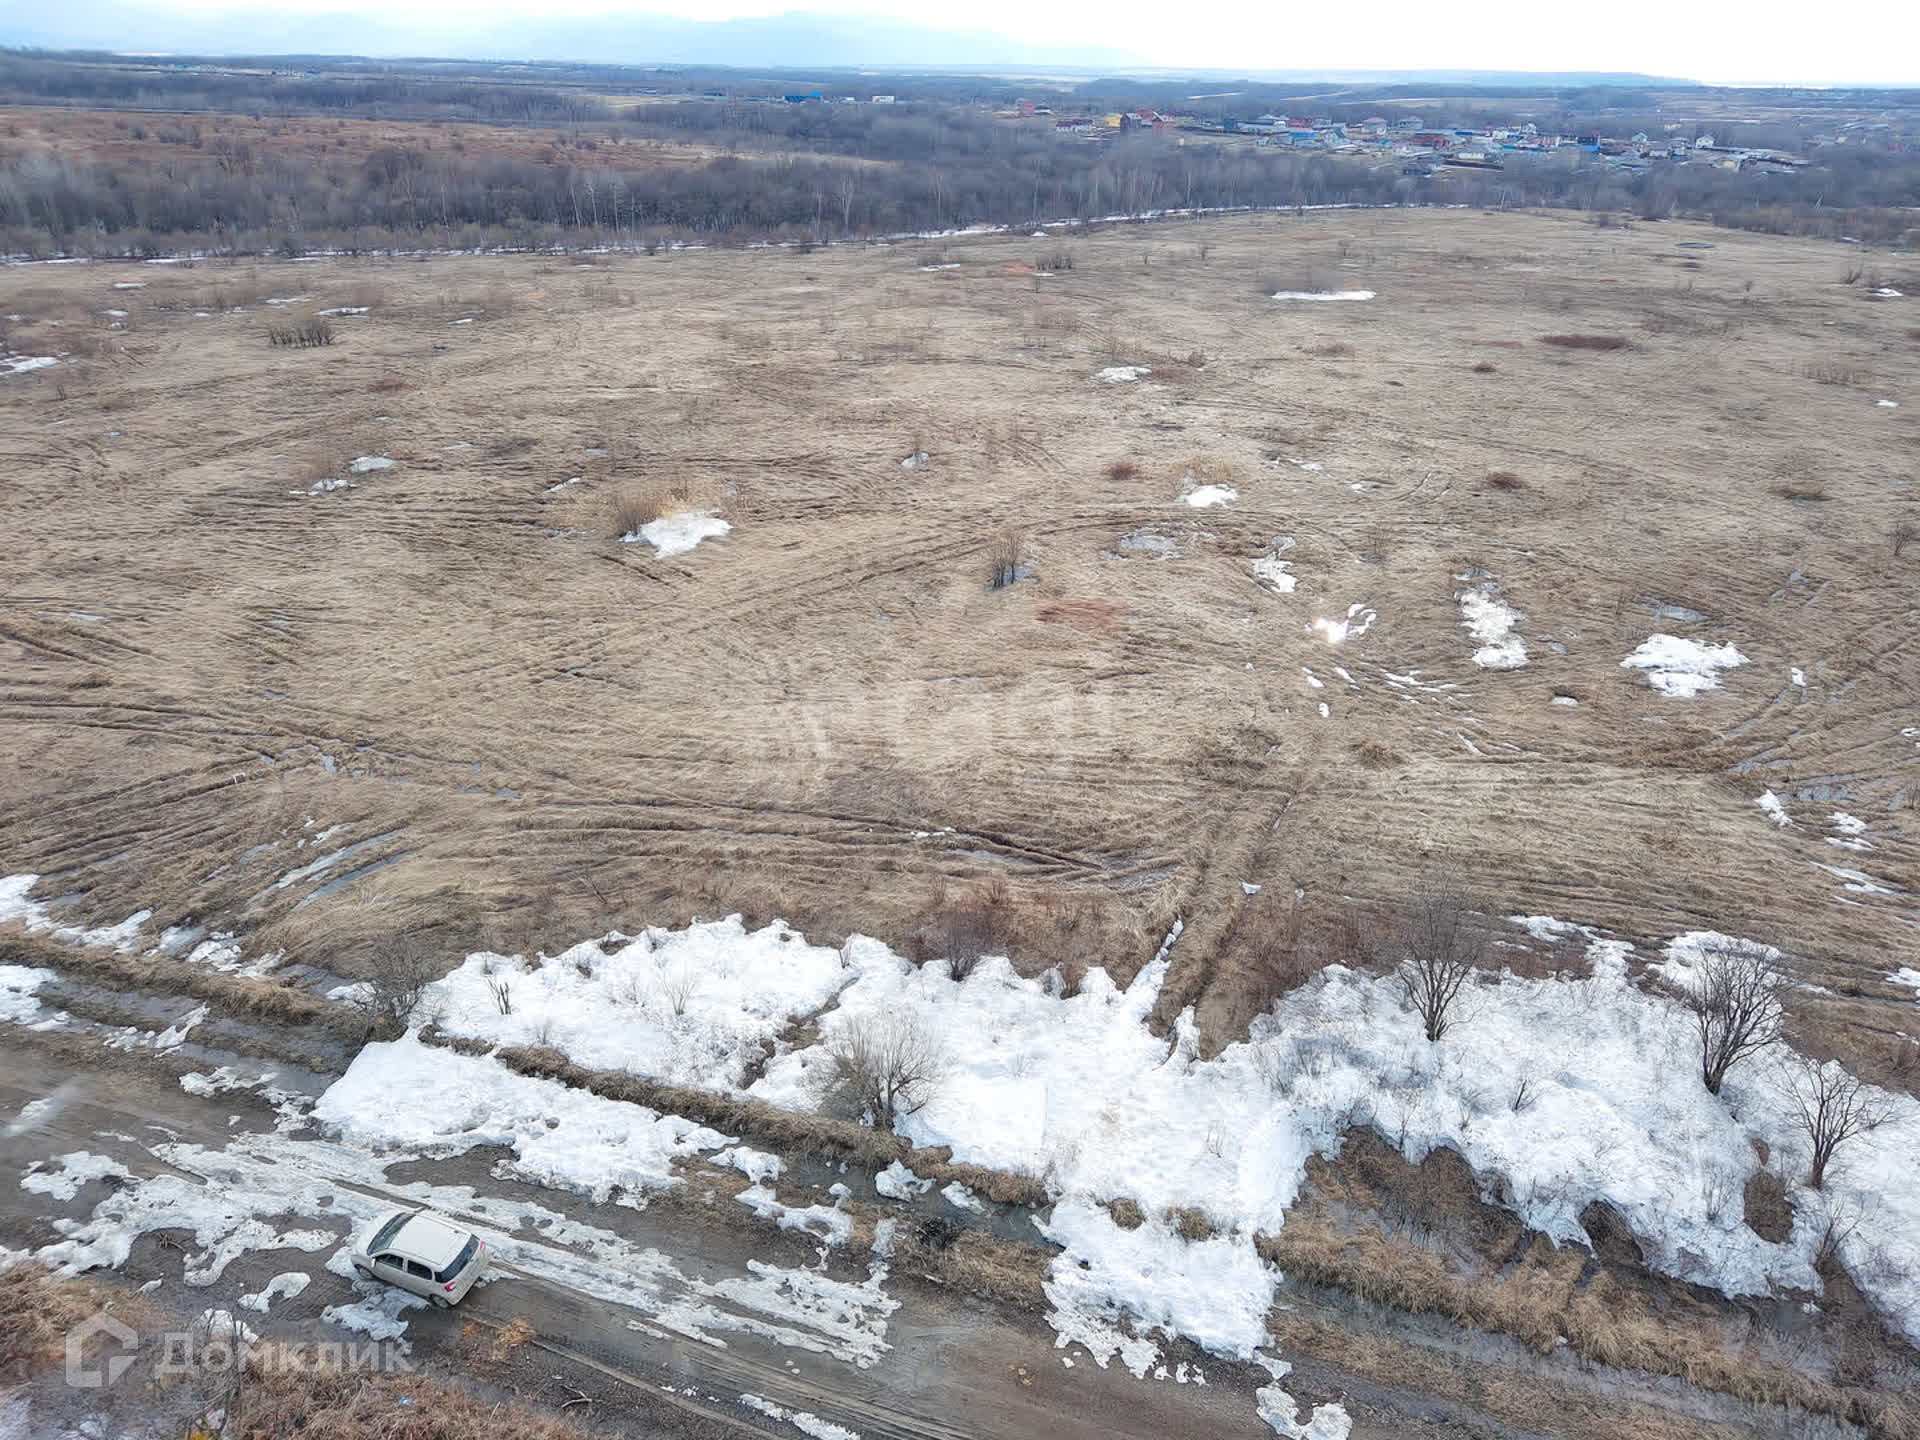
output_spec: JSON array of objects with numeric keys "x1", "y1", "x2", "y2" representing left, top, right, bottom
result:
[{"x1": 2, "y1": 208, "x2": 1916, "y2": 1071}]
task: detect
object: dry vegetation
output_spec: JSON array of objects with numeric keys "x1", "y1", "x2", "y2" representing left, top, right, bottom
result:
[{"x1": 1, "y1": 206, "x2": 1916, "y2": 1083}]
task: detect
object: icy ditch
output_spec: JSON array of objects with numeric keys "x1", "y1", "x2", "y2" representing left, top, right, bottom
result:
[
  {"x1": 624, "y1": 511, "x2": 731, "y2": 557},
  {"x1": 1622, "y1": 635, "x2": 1747, "y2": 697},
  {"x1": 1456, "y1": 584, "x2": 1527, "y2": 670}
]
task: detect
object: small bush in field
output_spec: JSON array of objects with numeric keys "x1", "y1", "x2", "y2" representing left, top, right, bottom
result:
[
  {"x1": 1106, "y1": 459, "x2": 1139, "y2": 482},
  {"x1": 1486, "y1": 471, "x2": 1526, "y2": 491}
]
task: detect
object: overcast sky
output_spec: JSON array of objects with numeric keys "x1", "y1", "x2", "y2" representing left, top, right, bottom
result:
[{"x1": 28, "y1": 0, "x2": 1920, "y2": 84}]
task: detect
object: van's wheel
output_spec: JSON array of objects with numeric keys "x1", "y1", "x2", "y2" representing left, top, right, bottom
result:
[
  {"x1": 352, "y1": 1262, "x2": 372, "y2": 1279},
  {"x1": 430, "y1": 1295, "x2": 452, "y2": 1310}
]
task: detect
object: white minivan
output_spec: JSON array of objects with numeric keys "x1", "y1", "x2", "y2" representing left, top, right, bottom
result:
[{"x1": 348, "y1": 1208, "x2": 489, "y2": 1308}]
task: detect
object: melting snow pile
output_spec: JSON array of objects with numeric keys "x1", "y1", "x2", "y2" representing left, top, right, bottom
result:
[
  {"x1": 347, "y1": 456, "x2": 393, "y2": 474},
  {"x1": 741, "y1": 929, "x2": 1920, "y2": 1354},
  {"x1": 428, "y1": 918, "x2": 877, "y2": 1092},
  {"x1": 1095, "y1": 366, "x2": 1151, "y2": 383},
  {"x1": 1457, "y1": 585, "x2": 1527, "y2": 670},
  {"x1": 1622, "y1": 635, "x2": 1747, "y2": 697},
  {"x1": 628, "y1": 511, "x2": 731, "y2": 557},
  {"x1": 1756, "y1": 791, "x2": 1794, "y2": 828},
  {"x1": 1182, "y1": 485, "x2": 1237, "y2": 508},
  {"x1": 313, "y1": 1031, "x2": 730, "y2": 1201},
  {"x1": 1270, "y1": 291, "x2": 1374, "y2": 301},
  {"x1": 2, "y1": 354, "x2": 58, "y2": 376}
]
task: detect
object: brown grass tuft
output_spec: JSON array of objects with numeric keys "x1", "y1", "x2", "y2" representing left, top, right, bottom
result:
[
  {"x1": 1485, "y1": 470, "x2": 1526, "y2": 490},
  {"x1": 1109, "y1": 1197, "x2": 1146, "y2": 1229},
  {"x1": 609, "y1": 482, "x2": 679, "y2": 537},
  {"x1": 1471, "y1": 360, "x2": 1498, "y2": 373},
  {"x1": 1105, "y1": 458, "x2": 1140, "y2": 482}
]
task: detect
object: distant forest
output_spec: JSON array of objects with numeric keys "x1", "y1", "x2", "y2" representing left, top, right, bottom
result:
[{"x1": 1, "y1": 51, "x2": 1916, "y2": 257}]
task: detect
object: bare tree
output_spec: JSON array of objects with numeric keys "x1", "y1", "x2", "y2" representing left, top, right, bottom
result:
[
  {"x1": 1782, "y1": 1053, "x2": 1890, "y2": 1189},
  {"x1": 1677, "y1": 938, "x2": 1783, "y2": 1095},
  {"x1": 1389, "y1": 887, "x2": 1485, "y2": 1042},
  {"x1": 825, "y1": 1014, "x2": 943, "y2": 1130},
  {"x1": 356, "y1": 933, "x2": 440, "y2": 1036}
]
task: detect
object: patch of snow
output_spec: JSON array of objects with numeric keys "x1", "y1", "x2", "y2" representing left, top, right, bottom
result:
[
  {"x1": 1458, "y1": 586, "x2": 1527, "y2": 670},
  {"x1": 941, "y1": 1182, "x2": 983, "y2": 1212},
  {"x1": 1257, "y1": 1356, "x2": 1352, "y2": 1439},
  {"x1": 713, "y1": 1146, "x2": 783, "y2": 1185},
  {"x1": 1182, "y1": 485, "x2": 1236, "y2": 508},
  {"x1": 312, "y1": 1032, "x2": 732, "y2": 1202},
  {"x1": 317, "y1": 306, "x2": 369, "y2": 316},
  {"x1": 1891, "y1": 968, "x2": 1920, "y2": 1002},
  {"x1": 1879, "y1": 399, "x2": 1900, "y2": 409},
  {"x1": 874, "y1": 1160, "x2": 931, "y2": 1200},
  {"x1": 547, "y1": 477, "x2": 582, "y2": 493},
  {"x1": 1252, "y1": 553, "x2": 1297, "y2": 592},
  {"x1": 1550, "y1": 695, "x2": 1579, "y2": 708},
  {"x1": 900, "y1": 451, "x2": 929, "y2": 470},
  {"x1": 0, "y1": 963, "x2": 55, "y2": 1025},
  {"x1": 1309, "y1": 603, "x2": 1374, "y2": 646},
  {"x1": 1791, "y1": 668, "x2": 1808, "y2": 687},
  {"x1": 1621, "y1": 634, "x2": 1747, "y2": 697},
  {"x1": 239, "y1": 1271, "x2": 311, "y2": 1312},
  {"x1": 1270, "y1": 290, "x2": 1373, "y2": 301},
  {"x1": 21, "y1": 1152, "x2": 131, "y2": 1201},
  {"x1": 2, "y1": 354, "x2": 59, "y2": 375},
  {"x1": 1757, "y1": 791, "x2": 1794, "y2": 828},
  {"x1": 628, "y1": 511, "x2": 731, "y2": 557},
  {"x1": 736, "y1": 1182, "x2": 853, "y2": 1245},
  {"x1": 738, "y1": 1393, "x2": 861, "y2": 1440},
  {"x1": 347, "y1": 455, "x2": 393, "y2": 473},
  {"x1": 1095, "y1": 366, "x2": 1151, "y2": 383}
]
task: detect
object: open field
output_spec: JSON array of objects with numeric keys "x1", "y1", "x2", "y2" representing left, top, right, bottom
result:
[
  {"x1": 4, "y1": 206, "x2": 1920, "y2": 1437},
  {"x1": 3, "y1": 207, "x2": 1916, "y2": 1046}
]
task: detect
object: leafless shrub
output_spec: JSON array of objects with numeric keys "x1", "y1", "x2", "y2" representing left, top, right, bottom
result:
[
  {"x1": 1802, "y1": 361, "x2": 1871, "y2": 387},
  {"x1": 986, "y1": 530, "x2": 1025, "y2": 590},
  {"x1": 1350, "y1": 738, "x2": 1400, "y2": 769},
  {"x1": 1386, "y1": 885, "x2": 1486, "y2": 1042},
  {"x1": 906, "y1": 877, "x2": 1016, "y2": 980},
  {"x1": 355, "y1": 933, "x2": 439, "y2": 1036},
  {"x1": 1105, "y1": 459, "x2": 1139, "y2": 482},
  {"x1": 1037, "y1": 250, "x2": 1074, "y2": 272},
  {"x1": 1184, "y1": 349, "x2": 1207, "y2": 368},
  {"x1": 824, "y1": 1013, "x2": 943, "y2": 1130},
  {"x1": 1781, "y1": 1053, "x2": 1890, "y2": 1190},
  {"x1": 1673, "y1": 938, "x2": 1783, "y2": 1095},
  {"x1": 1893, "y1": 518, "x2": 1917, "y2": 558},
  {"x1": 1539, "y1": 333, "x2": 1630, "y2": 351},
  {"x1": 267, "y1": 316, "x2": 334, "y2": 348},
  {"x1": 1509, "y1": 1073, "x2": 1539, "y2": 1113},
  {"x1": 487, "y1": 977, "x2": 513, "y2": 1015},
  {"x1": 656, "y1": 960, "x2": 697, "y2": 1018},
  {"x1": 1485, "y1": 470, "x2": 1526, "y2": 490}
]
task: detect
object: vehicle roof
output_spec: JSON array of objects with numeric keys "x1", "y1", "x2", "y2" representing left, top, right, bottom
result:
[{"x1": 390, "y1": 1213, "x2": 471, "y2": 1268}]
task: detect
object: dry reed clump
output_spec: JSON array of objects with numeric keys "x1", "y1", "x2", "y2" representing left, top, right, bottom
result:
[
  {"x1": 986, "y1": 529, "x2": 1026, "y2": 590},
  {"x1": 1304, "y1": 341, "x2": 1354, "y2": 358},
  {"x1": 1539, "y1": 333, "x2": 1631, "y2": 350},
  {"x1": 1105, "y1": 458, "x2": 1140, "y2": 482},
  {"x1": 1471, "y1": 360, "x2": 1498, "y2": 373},
  {"x1": 0, "y1": 1267, "x2": 149, "y2": 1382},
  {"x1": 223, "y1": 1360, "x2": 594, "y2": 1440},
  {"x1": 267, "y1": 315, "x2": 334, "y2": 348},
  {"x1": 1108, "y1": 1198, "x2": 1146, "y2": 1229},
  {"x1": 1350, "y1": 738, "x2": 1401, "y2": 769},
  {"x1": 890, "y1": 1219, "x2": 1049, "y2": 1312},
  {"x1": 608, "y1": 482, "x2": 685, "y2": 537},
  {"x1": 1485, "y1": 471, "x2": 1526, "y2": 491}
]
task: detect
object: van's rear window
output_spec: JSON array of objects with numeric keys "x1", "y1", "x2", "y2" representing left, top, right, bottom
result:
[{"x1": 369, "y1": 1212, "x2": 410, "y2": 1253}]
